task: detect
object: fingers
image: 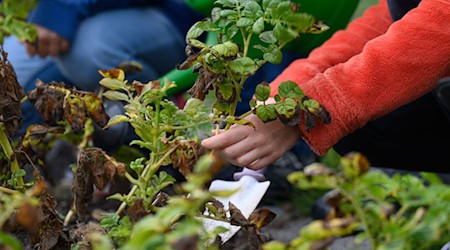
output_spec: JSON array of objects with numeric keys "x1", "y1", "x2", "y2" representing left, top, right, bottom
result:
[
  {"x1": 201, "y1": 125, "x2": 253, "y2": 150},
  {"x1": 25, "y1": 25, "x2": 70, "y2": 58}
]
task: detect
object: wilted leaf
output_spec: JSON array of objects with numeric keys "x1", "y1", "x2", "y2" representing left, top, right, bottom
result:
[
  {"x1": 229, "y1": 202, "x2": 251, "y2": 227},
  {"x1": 27, "y1": 81, "x2": 66, "y2": 126},
  {"x1": 64, "y1": 94, "x2": 87, "y2": 134},
  {"x1": 98, "y1": 69, "x2": 125, "y2": 81},
  {"x1": 170, "y1": 140, "x2": 204, "y2": 177},
  {"x1": 117, "y1": 61, "x2": 143, "y2": 74},
  {"x1": 74, "y1": 148, "x2": 123, "y2": 221},
  {"x1": 0, "y1": 48, "x2": 24, "y2": 137},
  {"x1": 127, "y1": 198, "x2": 149, "y2": 223},
  {"x1": 248, "y1": 208, "x2": 276, "y2": 229}
]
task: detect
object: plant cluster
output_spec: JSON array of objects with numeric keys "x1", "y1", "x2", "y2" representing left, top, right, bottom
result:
[
  {"x1": 0, "y1": 0, "x2": 332, "y2": 249},
  {"x1": 264, "y1": 153, "x2": 450, "y2": 250}
]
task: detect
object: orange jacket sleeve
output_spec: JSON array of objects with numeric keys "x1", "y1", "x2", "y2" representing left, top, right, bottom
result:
[{"x1": 271, "y1": 0, "x2": 450, "y2": 155}]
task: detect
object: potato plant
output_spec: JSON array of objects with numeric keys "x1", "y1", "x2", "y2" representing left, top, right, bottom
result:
[
  {"x1": 1, "y1": 0, "x2": 331, "y2": 249},
  {"x1": 264, "y1": 153, "x2": 450, "y2": 250}
]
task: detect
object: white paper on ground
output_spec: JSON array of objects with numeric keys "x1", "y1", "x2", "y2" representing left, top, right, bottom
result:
[{"x1": 202, "y1": 175, "x2": 270, "y2": 243}]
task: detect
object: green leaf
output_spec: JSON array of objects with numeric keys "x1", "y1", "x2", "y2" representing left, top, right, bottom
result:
[
  {"x1": 259, "y1": 31, "x2": 277, "y2": 44},
  {"x1": 228, "y1": 57, "x2": 257, "y2": 75},
  {"x1": 217, "y1": 83, "x2": 234, "y2": 101},
  {"x1": 103, "y1": 90, "x2": 129, "y2": 102},
  {"x1": 278, "y1": 80, "x2": 303, "y2": 99},
  {"x1": 274, "y1": 94, "x2": 281, "y2": 102},
  {"x1": 130, "y1": 157, "x2": 146, "y2": 176},
  {"x1": 252, "y1": 17, "x2": 265, "y2": 34},
  {"x1": 216, "y1": 0, "x2": 237, "y2": 8},
  {"x1": 249, "y1": 99, "x2": 257, "y2": 108},
  {"x1": 274, "y1": 98, "x2": 297, "y2": 118},
  {"x1": 186, "y1": 23, "x2": 204, "y2": 39},
  {"x1": 211, "y1": 41, "x2": 239, "y2": 57},
  {"x1": 256, "y1": 105, "x2": 277, "y2": 122},
  {"x1": 183, "y1": 98, "x2": 205, "y2": 111},
  {"x1": 273, "y1": 23, "x2": 297, "y2": 44},
  {"x1": 213, "y1": 101, "x2": 230, "y2": 114},
  {"x1": 188, "y1": 39, "x2": 206, "y2": 48},
  {"x1": 105, "y1": 115, "x2": 129, "y2": 129},
  {"x1": 219, "y1": 10, "x2": 237, "y2": 20},
  {"x1": 196, "y1": 20, "x2": 218, "y2": 32},
  {"x1": 263, "y1": 47, "x2": 282, "y2": 64},
  {"x1": 254, "y1": 83, "x2": 271, "y2": 102},
  {"x1": 0, "y1": 233, "x2": 22, "y2": 250},
  {"x1": 242, "y1": 1, "x2": 262, "y2": 18},
  {"x1": 236, "y1": 17, "x2": 253, "y2": 28},
  {"x1": 99, "y1": 78, "x2": 125, "y2": 91}
]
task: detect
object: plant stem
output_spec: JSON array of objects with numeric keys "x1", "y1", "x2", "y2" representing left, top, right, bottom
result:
[
  {"x1": 339, "y1": 187, "x2": 377, "y2": 249},
  {"x1": 79, "y1": 119, "x2": 93, "y2": 149},
  {"x1": 63, "y1": 208, "x2": 75, "y2": 226},
  {"x1": 115, "y1": 145, "x2": 179, "y2": 215},
  {"x1": 0, "y1": 186, "x2": 19, "y2": 194},
  {"x1": 0, "y1": 122, "x2": 25, "y2": 192}
]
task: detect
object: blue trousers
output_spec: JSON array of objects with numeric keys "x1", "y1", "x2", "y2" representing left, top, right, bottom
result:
[{"x1": 5, "y1": 7, "x2": 186, "y2": 136}]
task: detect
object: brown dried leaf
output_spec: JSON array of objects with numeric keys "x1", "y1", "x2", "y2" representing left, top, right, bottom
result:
[
  {"x1": 152, "y1": 192, "x2": 170, "y2": 208},
  {"x1": 27, "y1": 81, "x2": 66, "y2": 125},
  {"x1": 74, "y1": 148, "x2": 122, "y2": 221},
  {"x1": 98, "y1": 69, "x2": 124, "y2": 81},
  {"x1": 229, "y1": 202, "x2": 251, "y2": 227},
  {"x1": 64, "y1": 94, "x2": 87, "y2": 134},
  {"x1": 0, "y1": 48, "x2": 24, "y2": 136},
  {"x1": 81, "y1": 93, "x2": 109, "y2": 128},
  {"x1": 176, "y1": 53, "x2": 200, "y2": 70},
  {"x1": 248, "y1": 208, "x2": 276, "y2": 229},
  {"x1": 118, "y1": 61, "x2": 143, "y2": 74},
  {"x1": 170, "y1": 140, "x2": 204, "y2": 177},
  {"x1": 33, "y1": 193, "x2": 67, "y2": 250},
  {"x1": 127, "y1": 198, "x2": 149, "y2": 223}
]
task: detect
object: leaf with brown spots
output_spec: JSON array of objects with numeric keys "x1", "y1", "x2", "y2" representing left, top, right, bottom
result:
[
  {"x1": 64, "y1": 94, "x2": 87, "y2": 134},
  {"x1": 98, "y1": 68, "x2": 125, "y2": 81},
  {"x1": 81, "y1": 93, "x2": 109, "y2": 128},
  {"x1": 170, "y1": 140, "x2": 204, "y2": 177},
  {"x1": 248, "y1": 208, "x2": 276, "y2": 229}
]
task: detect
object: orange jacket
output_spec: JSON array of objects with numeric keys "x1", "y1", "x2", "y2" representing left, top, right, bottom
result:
[{"x1": 270, "y1": 0, "x2": 450, "y2": 155}]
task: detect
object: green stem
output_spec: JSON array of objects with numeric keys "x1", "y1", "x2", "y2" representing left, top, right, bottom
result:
[
  {"x1": 115, "y1": 145, "x2": 178, "y2": 215},
  {"x1": 0, "y1": 123, "x2": 24, "y2": 192},
  {"x1": 243, "y1": 32, "x2": 253, "y2": 58},
  {"x1": 0, "y1": 186, "x2": 18, "y2": 194},
  {"x1": 79, "y1": 119, "x2": 94, "y2": 149},
  {"x1": 339, "y1": 187, "x2": 377, "y2": 249}
]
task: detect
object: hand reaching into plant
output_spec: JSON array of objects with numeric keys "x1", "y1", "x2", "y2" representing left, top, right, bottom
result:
[
  {"x1": 202, "y1": 113, "x2": 302, "y2": 170},
  {"x1": 24, "y1": 25, "x2": 69, "y2": 58}
]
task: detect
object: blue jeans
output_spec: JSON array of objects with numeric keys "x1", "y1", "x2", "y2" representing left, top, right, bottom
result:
[{"x1": 5, "y1": 7, "x2": 186, "y2": 136}]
